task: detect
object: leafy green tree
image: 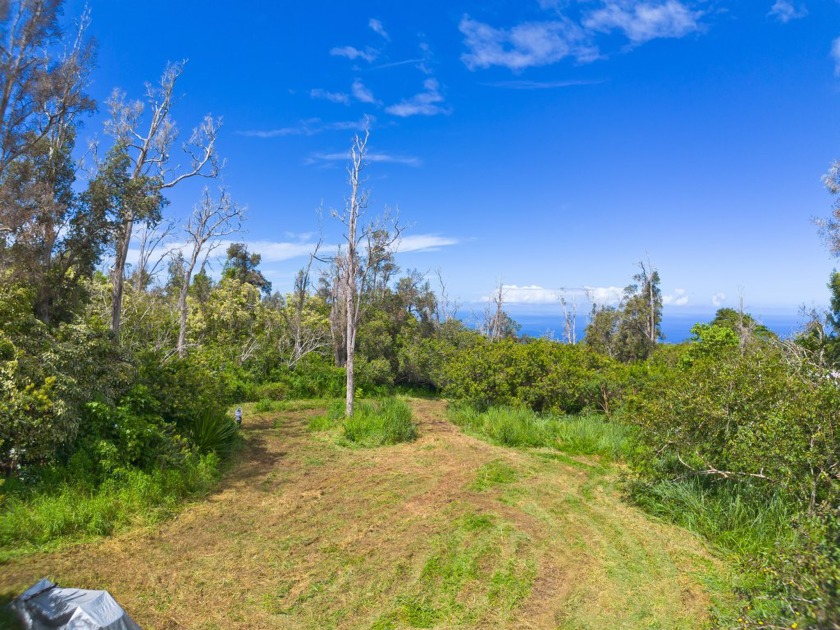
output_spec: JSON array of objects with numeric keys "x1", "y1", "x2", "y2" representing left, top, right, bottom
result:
[
  {"x1": 614, "y1": 261, "x2": 662, "y2": 361},
  {"x1": 584, "y1": 305, "x2": 621, "y2": 358},
  {"x1": 222, "y1": 242, "x2": 271, "y2": 295},
  {"x1": 584, "y1": 261, "x2": 662, "y2": 362}
]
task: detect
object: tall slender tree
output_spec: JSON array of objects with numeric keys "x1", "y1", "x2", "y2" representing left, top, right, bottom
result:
[
  {"x1": 102, "y1": 61, "x2": 221, "y2": 340},
  {"x1": 176, "y1": 187, "x2": 244, "y2": 357},
  {"x1": 330, "y1": 127, "x2": 401, "y2": 416}
]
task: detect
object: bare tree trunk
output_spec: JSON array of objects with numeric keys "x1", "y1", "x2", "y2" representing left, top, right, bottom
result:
[
  {"x1": 176, "y1": 187, "x2": 243, "y2": 358},
  {"x1": 105, "y1": 61, "x2": 220, "y2": 341},
  {"x1": 343, "y1": 132, "x2": 366, "y2": 417},
  {"x1": 111, "y1": 218, "x2": 133, "y2": 337}
]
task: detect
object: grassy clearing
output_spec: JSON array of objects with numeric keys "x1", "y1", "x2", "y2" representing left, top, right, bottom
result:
[
  {"x1": 0, "y1": 399, "x2": 733, "y2": 628},
  {"x1": 448, "y1": 403, "x2": 632, "y2": 460},
  {"x1": 308, "y1": 397, "x2": 418, "y2": 447}
]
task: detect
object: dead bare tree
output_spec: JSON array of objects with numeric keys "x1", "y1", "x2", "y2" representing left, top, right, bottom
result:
[
  {"x1": 482, "y1": 279, "x2": 510, "y2": 341},
  {"x1": 560, "y1": 292, "x2": 578, "y2": 344},
  {"x1": 132, "y1": 218, "x2": 176, "y2": 291},
  {"x1": 331, "y1": 126, "x2": 401, "y2": 416},
  {"x1": 278, "y1": 241, "x2": 330, "y2": 368},
  {"x1": 176, "y1": 187, "x2": 243, "y2": 357},
  {"x1": 105, "y1": 60, "x2": 221, "y2": 340},
  {"x1": 434, "y1": 268, "x2": 460, "y2": 324}
]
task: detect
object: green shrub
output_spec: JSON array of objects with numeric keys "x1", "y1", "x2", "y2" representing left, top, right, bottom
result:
[
  {"x1": 189, "y1": 408, "x2": 239, "y2": 457},
  {"x1": 442, "y1": 338, "x2": 633, "y2": 415},
  {"x1": 255, "y1": 381, "x2": 286, "y2": 401}
]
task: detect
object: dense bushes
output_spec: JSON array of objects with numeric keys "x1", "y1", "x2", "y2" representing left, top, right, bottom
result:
[
  {"x1": 442, "y1": 337, "x2": 639, "y2": 415},
  {"x1": 627, "y1": 337, "x2": 840, "y2": 627}
]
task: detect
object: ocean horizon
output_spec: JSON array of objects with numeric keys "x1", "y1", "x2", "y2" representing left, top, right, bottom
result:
[{"x1": 457, "y1": 307, "x2": 808, "y2": 344}]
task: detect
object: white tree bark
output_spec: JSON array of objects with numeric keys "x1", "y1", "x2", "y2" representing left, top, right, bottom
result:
[
  {"x1": 107, "y1": 61, "x2": 221, "y2": 340},
  {"x1": 176, "y1": 187, "x2": 243, "y2": 358}
]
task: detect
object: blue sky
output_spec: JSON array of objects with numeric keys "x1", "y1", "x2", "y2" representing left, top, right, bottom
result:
[{"x1": 65, "y1": 0, "x2": 840, "y2": 317}]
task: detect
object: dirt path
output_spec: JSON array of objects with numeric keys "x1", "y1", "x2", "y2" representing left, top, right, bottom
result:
[{"x1": 0, "y1": 399, "x2": 730, "y2": 629}]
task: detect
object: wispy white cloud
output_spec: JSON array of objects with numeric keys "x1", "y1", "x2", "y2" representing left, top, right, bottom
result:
[
  {"x1": 586, "y1": 286, "x2": 624, "y2": 305},
  {"x1": 480, "y1": 285, "x2": 563, "y2": 304},
  {"x1": 238, "y1": 118, "x2": 368, "y2": 138},
  {"x1": 371, "y1": 58, "x2": 425, "y2": 71},
  {"x1": 459, "y1": 16, "x2": 597, "y2": 71},
  {"x1": 352, "y1": 79, "x2": 378, "y2": 104},
  {"x1": 125, "y1": 237, "x2": 326, "y2": 271},
  {"x1": 712, "y1": 292, "x2": 726, "y2": 307},
  {"x1": 306, "y1": 151, "x2": 422, "y2": 167},
  {"x1": 385, "y1": 78, "x2": 450, "y2": 117},
  {"x1": 768, "y1": 0, "x2": 808, "y2": 23},
  {"x1": 663, "y1": 288, "x2": 689, "y2": 306},
  {"x1": 583, "y1": 1, "x2": 701, "y2": 44},
  {"x1": 369, "y1": 18, "x2": 390, "y2": 41},
  {"x1": 330, "y1": 46, "x2": 378, "y2": 63},
  {"x1": 461, "y1": 1, "x2": 703, "y2": 71},
  {"x1": 482, "y1": 78, "x2": 605, "y2": 89},
  {"x1": 832, "y1": 37, "x2": 840, "y2": 76},
  {"x1": 310, "y1": 88, "x2": 350, "y2": 105},
  {"x1": 394, "y1": 234, "x2": 459, "y2": 253},
  {"x1": 479, "y1": 284, "x2": 623, "y2": 305}
]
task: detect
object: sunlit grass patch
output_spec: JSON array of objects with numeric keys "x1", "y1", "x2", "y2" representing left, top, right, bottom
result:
[
  {"x1": 373, "y1": 511, "x2": 535, "y2": 628},
  {"x1": 447, "y1": 404, "x2": 632, "y2": 460},
  {"x1": 0, "y1": 453, "x2": 220, "y2": 562},
  {"x1": 308, "y1": 397, "x2": 418, "y2": 447},
  {"x1": 471, "y1": 459, "x2": 519, "y2": 492}
]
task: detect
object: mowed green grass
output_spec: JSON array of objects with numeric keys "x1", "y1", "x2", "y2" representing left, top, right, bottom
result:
[{"x1": 0, "y1": 399, "x2": 734, "y2": 628}]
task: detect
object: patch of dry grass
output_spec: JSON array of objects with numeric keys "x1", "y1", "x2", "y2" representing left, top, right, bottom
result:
[{"x1": 0, "y1": 400, "x2": 734, "y2": 628}]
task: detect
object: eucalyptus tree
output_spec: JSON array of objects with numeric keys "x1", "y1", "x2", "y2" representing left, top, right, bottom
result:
[
  {"x1": 175, "y1": 187, "x2": 244, "y2": 357},
  {"x1": 330, "y1": 127, "x2": 401, "y2": 416},
  {"x1": 102, "y1": 61, "x2": 221, "y2": 340},
  {"x1": 0, "y1": 0, "x2": 94, "y2": 186}
]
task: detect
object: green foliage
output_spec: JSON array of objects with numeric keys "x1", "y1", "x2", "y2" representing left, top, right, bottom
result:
[
  {"x1": 0, "y1": 283, "x2": 127, "y2": 472},
  {"x1": 584, "y1": 262, "x2": 662, "y2": 362},
  {"x1": 341, "y1": 398, "x2": 418, "y2": 447},
  {"x1": 0, "y1": 452, "x2": 220, "y2": 559},
  {"x1": 628, "y1": 339, "x2": 840, "y2": 627},
  {"x1": 679, "y1": 323, "x2": 739, "y2": 367},
  {"x1": 630, "y1": 343, "x2": 840, "y2": 507},
  {"x1": 189, "y1": 408, "x2": 239, "y2": 457},
  {"x1": 443, "y1": 337, "x2": 632, "y2": 415},
  {"x1": 710, "y1": 307, "x2": 776, "y2": 341}
]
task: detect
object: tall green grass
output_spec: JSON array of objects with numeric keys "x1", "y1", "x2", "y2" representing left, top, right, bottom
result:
[
  {"x1": 309, "y1": 398, "x2": 418, "y2": 447},
  {"x1": 447, "y1": 404, "x2": 631, "y2": 460},
  {"x1": 630, "y1": 478, "x2": 798, "y2": 558},
  {"x1": 0, "y1": 453, "x2": 220, "y2": 560},
  {"x1": 629, "y1": 477, "x2": 802, "y2": 624}
]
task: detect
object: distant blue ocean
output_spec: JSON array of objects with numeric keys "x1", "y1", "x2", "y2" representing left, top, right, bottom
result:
[{"x1": 458, "y1": 308, "x2": 806, "y2": 344}]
